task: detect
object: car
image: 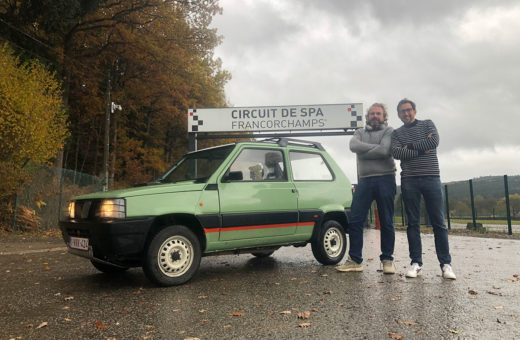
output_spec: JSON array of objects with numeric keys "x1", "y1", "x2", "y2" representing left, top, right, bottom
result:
[{"x1": 59, "y1": 138, "x2": 352, "y2": 286}]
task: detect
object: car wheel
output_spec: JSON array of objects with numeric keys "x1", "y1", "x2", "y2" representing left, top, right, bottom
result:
[
  {"x1": 143, "y1": 225, "x2": 201, "y2": 286},
  {"x1": 251, "y1": 251, "x2": 275, "y2": 258},
  {"x1": 91, "y1": 260, "x2": 129, "y2": 274},
  {"x1": 311, "y1": 220, "x2": 346, "y2": 265}
]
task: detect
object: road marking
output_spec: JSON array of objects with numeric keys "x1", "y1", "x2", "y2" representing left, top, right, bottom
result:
[{"x1": 0, "y1": 247, "x2": 67, "y2": 256}]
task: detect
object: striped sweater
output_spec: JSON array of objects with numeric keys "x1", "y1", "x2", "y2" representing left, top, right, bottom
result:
[{"x1": 391, "y1": 119, "x2": 440, "y2": 177}]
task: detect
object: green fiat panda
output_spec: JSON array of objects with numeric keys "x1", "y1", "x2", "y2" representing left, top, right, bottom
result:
[{"x1": 60, "y1": 138, "x2": 352, "y2": 286}]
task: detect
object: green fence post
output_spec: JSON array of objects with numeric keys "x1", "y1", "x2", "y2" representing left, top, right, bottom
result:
[
  {"x1": 400, "y1": 194, "x2": 405, "y2": 226},
  {"x1": 11, "y1": 194, "x2": 19, "y2": 231},
  {"x1": 504, "y1": 175, "x2": 512, "y2": 235},
  {"x1": 445, "y1": 184, "x2": 451, "y2": 230},
  {"x1": 57, "y1": 168, "x2": 64, "y2": 227},
  {"x1": 469, "y1": 179, "x2": 477, "y2": 230}
]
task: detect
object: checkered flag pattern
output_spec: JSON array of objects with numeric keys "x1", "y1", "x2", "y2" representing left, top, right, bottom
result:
[
  {"x1": 348, "y1": 105, "x2": 363, "y2": 128},
  {"x1": 188, "y1": 109, "x2": 203, "y2": 132}
]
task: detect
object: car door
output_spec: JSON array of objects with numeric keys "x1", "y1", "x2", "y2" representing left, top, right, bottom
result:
[{"x1": 218, "y1": 147, "x2": 298, "y2": 242}]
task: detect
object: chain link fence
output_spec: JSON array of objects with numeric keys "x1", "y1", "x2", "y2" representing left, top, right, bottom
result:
[{"x1": 12, "y1": 166, "x2": 101, "y2": 231}]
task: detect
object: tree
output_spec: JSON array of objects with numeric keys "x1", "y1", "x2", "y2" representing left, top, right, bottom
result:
[
  {"x1": 496, "y1": 194, "x2": 520, "y2": 218},
  {"x1": 0, "y1": 43, "x2": 68, "y2": 225}
]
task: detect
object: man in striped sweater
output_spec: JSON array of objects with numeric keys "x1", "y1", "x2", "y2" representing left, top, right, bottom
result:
[{"x1": 391, "y1": 98, "x2": 456, "y2": 280}]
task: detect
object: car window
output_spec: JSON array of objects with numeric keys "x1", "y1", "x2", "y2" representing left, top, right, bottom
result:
[
  {"x1": 289, "y1": 151, "x2": 333, "y2": 181},
  {"x1": 159, "y1": 145, "x2": 234, "y2": 183},
  {"x1": 228, "y1": 148, "x2": 286, "y2": 181}
]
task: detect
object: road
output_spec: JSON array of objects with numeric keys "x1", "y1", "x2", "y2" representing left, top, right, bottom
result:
[{"x1": 1, "y1": 229, "x2": 520, "y2": 339}]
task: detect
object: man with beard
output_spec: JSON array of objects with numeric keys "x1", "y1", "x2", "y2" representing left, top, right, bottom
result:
[{"x1": 337, "y1": 103, "x2": 397, "y2": 274}]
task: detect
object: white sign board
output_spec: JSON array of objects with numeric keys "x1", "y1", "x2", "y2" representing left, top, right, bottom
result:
[{"x1": 188, "y1": 103, "x2": 363, "y2": 133}]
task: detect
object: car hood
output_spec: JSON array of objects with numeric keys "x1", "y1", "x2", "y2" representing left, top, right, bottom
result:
[{"x1": 72, "y1": 182, "x2": 207, "y2": 200}]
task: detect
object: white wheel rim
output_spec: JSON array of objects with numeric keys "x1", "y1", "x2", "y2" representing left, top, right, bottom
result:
[
  {"x1": 324, "y1": 227, "x2": 343, "y2": 258},
  {"x1": 157, "y1": 235, "x2": 193, "y2": 277}
]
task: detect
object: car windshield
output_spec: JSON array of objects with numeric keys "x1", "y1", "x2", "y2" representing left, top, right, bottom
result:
[{"x1": 158, "y1": 145, "x2": 234, "y2": 184}]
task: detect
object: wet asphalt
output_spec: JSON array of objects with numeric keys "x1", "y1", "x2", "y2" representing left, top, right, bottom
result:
[{"x1": 1, "y1": 229, "x2": 519, "y2": 340}]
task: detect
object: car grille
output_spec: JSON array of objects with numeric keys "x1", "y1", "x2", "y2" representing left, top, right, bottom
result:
[{"x1": 74, "y1": 200, "x2": 97, "y2": 220}]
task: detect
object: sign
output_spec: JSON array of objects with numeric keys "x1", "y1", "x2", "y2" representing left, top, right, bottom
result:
[{"x1": 188, "y1": 103, "x2": 363, "y2": 133}]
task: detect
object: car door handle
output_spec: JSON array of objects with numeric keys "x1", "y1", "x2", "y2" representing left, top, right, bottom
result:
[{"x1": 292, "y1": 189, "x2": 298, "y2": 193}]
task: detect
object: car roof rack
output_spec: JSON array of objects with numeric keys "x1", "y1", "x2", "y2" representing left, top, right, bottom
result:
[{"x1": 258, "y1": 137, "x2": 325, "y2": 151}]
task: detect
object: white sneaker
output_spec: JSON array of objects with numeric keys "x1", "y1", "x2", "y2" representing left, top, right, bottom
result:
[
  {"x1": 442, "y1": 264, "x2": 456, "y2": 280},
  {"x1": 405, "y1": 263, "x2": 422, "y2": 278}
]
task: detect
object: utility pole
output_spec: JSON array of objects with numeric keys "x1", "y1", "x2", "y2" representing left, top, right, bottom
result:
[{"x1": 103, "y1": 71, "x2": 111, "y2": 191}]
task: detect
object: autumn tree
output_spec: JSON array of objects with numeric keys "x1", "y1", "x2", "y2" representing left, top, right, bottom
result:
[
  {"x1": 0, "y1": 43, "x2": 68, "y2": 224},
  {"x1": 1, "y1": 0, "x2": 231, "y2": 188}
]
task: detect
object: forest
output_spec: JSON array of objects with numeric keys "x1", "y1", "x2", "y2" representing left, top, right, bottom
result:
[{"x1": 0, "y1": 0, "x2": 231, "y2": 227}]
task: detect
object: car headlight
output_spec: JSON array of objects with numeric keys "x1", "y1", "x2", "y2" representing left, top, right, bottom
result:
[
  {"x1": 67, "y1": 201, "x2": 75, "y2": 219},
  {"x1": 96, "y1": 199, "x2": 126, "y2": 219}
]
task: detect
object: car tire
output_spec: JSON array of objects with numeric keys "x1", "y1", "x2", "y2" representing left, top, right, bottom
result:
[
  {"x1": 143, "y1": 225, "x2": 201, "y2": 286},
  {"x1": 311, "y1": 220, "x2": 346, "y2": 265},
  {"x1": 251, "y1": 251, "x2": 275, "y2": 258},
  {"x1": 91, "y1": 260, "x2": 129, "y2": 274}
]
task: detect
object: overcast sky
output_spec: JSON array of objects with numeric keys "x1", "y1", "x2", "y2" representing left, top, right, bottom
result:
[{"x1": 210, "y1": 0, "x2": 520, "y2": 184}]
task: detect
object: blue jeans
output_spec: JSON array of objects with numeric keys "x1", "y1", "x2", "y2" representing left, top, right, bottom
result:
[
  {"x1": 401, "y1": 176, "x2": 451, "y2": 267},
  {"x1": 348, "y1": 175, "x2": 396, "y2": 264}
]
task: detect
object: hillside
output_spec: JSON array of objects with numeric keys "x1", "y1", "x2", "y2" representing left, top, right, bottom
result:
[{"x1": 443, "y1": 175, "x2": 520, "y2": 200}]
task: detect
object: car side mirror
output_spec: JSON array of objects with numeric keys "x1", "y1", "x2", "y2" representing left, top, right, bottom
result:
[{"x1": 222, "y1": 170, "x2": 243, "y2": 182}]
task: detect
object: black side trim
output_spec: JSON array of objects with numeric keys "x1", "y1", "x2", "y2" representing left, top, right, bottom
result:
[
  {"x1": 197, "y1": 214, "x2": 221, "y2": 228},
  {"x1": 299, "y1": 210, "x2": 323, "y2": 223},
  {"x1": 222, "y1": 211, "x2": 298, "y2": 228},
  {"x1": 205, "y1": 184, "x2": 218, "y2": 190}
]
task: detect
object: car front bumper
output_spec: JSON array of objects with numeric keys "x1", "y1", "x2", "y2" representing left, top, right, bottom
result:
[{"x1": 59, "y1": 217, "x2": 154, "y2": 267}]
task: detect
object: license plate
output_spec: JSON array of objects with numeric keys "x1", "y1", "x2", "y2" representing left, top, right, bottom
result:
[{"x1": 69, "y1": 236, "x2": 89, "y2": 251}]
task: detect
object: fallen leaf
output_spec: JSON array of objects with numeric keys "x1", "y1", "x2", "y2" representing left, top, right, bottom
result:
[
  {"x1": 449, "y1": 329, "x2": 459, "y2": 334},
  {"x1": 487, "y1": 291, "x2": 502, "y2": 296},
  {"x1": 64, "y1": 318, "x2": 71, "y2": 322},
  {"x1": 36, "y1": 322, "x2": 48, "y2": 329},
  {"x1": 298, "y1": 322, "x2": 311, "y2": 328},
  {"x1": 416, "y1": 329, "x2": 425, "y2": 334},
  {"x1": 494, "y1": 306, "x2": 504, "y2": 309},
  {"x1": 388, "y1": 332, "x2": 403, "y2": 339},
  {"x1": 300, "y1": 280, "x2": 309, "y2": 284},
  {"x1": 391, "y1": 297, "x2": 401, "y2": 301},
  {"x1": 398, "y1": 320, "x2": 418, "y2": 326},
  {"x1": 93, "y1": 321, "x2": 107, "y2": 329},
  {"x1": 323, "y1": 290, "x2": 332, "y2": 295},
  {"x1": 297, "y1": 311, "x2": 311, "y2": 319},
  {"x1": 320, "y1": 274, "x2": 328, "y2": 277},
  {"x1": 497, "y1": 318, "x2": 506, "y2": 324},
  {"x1": 198, "y1": 295, "x2": 207, "y2": 299},
  {"x1": 223, "y1": 325, "x2": 231, "y2": 328},
  {"x1": 64, "y1": 296, "x2": 74, "y2": 301},
  {"x1": 468, "y1": 290, "x2": 478, "y2": 295},
  {"x1": 230, "y1": 312, "x2": 244, "y2": 316},
  {"x1": 312, "y1": 308, "x2": 318, "y2": 312},
  {"x1": 184, "y1": 337, "x2": 201, "y2": 340},
  {"x1": 199, "y1": 309, "x2": 206, "y2": 313},
  {"x1": 280, "y1": 310, "x2": 292, "y2": 315}
]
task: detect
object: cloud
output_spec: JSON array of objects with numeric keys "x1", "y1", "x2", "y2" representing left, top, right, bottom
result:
[{"x1": 212, "y1": 1, "x2": 520, "y2": 182}]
